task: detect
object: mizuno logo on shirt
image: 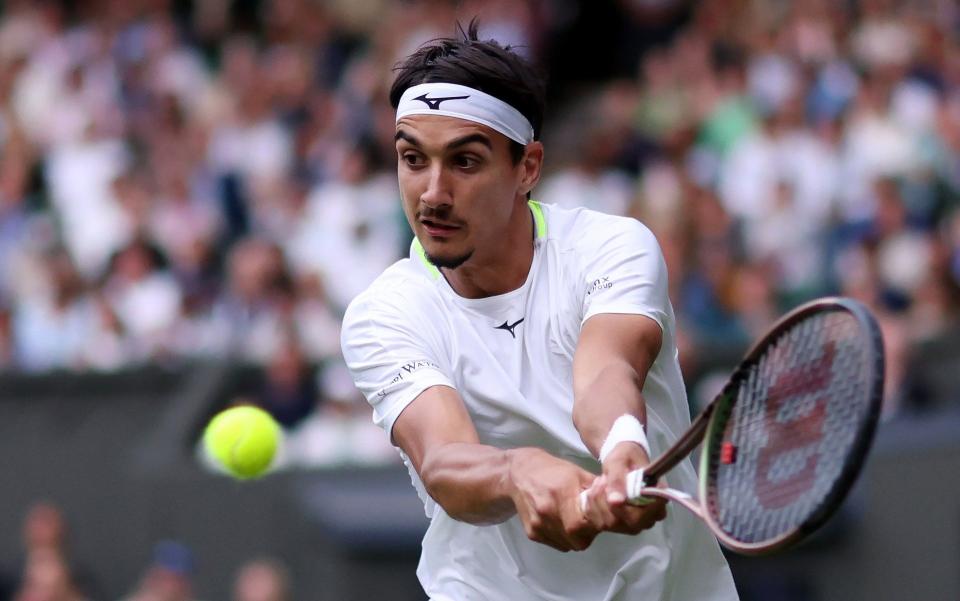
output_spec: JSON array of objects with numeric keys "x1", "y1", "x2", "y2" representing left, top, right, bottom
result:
[
  {"x1": 494, "y1": 318, "x2": 524, "y2": 339},
  {"x1": 413, "y1": 93, "x2": 470, "y2": 110}
]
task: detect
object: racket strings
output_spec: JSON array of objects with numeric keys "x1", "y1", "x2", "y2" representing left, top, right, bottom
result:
[{"x1": 707, "y1": 311, "x2": 873, "y2": 545}]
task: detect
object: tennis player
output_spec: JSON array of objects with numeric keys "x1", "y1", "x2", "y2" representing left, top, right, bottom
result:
[{"x1": 341, "y1": 23, "x2": 740, "y2": 601}]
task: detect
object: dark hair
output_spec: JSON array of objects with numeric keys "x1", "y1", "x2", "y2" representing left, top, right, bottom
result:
[{"x1": 389, "y1": 20, "x2": 546, "y2": 164}]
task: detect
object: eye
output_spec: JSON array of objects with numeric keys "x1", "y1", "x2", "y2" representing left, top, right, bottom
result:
[
  {"x1": 452, "y1": 154, "x2": 480, "y2": 169},
  {"x1": 401, "y1": 152, "x2": 425, "y2": 168}
]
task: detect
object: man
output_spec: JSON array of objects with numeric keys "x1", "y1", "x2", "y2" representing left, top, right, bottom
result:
[{"x1": 341, "y1": 23, "x2": 739, "y2": 601}]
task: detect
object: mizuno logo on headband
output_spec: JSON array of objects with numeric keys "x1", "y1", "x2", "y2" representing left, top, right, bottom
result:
[
  {"x1": 413, "y1": 93, "x2": 470, "y2": 110},
  {"x1": 396, "y1": 82, "x2": 534, "y2": 145}
]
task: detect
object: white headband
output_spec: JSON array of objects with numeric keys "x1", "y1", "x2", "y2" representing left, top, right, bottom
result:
[{"x1": 396, "y1": 83, "x2": 534, "y2": 145}]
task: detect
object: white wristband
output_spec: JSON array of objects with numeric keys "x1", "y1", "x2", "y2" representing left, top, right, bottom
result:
[{"x1": 598, "y1": 415, "x2": 650, "y2": 463}]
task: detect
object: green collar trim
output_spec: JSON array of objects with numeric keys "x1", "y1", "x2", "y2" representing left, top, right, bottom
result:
[
  {"x1": 412, "y1": 238, "x2": 441, "y2": 279},
  {"x1": 528, "y1": 200, "x2": 547, "y2": 238}
]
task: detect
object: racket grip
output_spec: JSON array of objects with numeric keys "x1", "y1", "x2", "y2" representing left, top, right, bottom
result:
[
  {"x1": 625, "y1": 468, "x2": 657, "y2": 506},
  {"x1": 578, "y1": 468, "x2": 655, "y2": 513}
]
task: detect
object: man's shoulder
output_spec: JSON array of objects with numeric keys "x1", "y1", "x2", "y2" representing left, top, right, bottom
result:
[{"x1": 343, "y1": 257, "x2": 442, "y2": 325}]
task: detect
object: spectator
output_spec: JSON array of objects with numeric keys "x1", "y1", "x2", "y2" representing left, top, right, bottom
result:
[
  {"x1": 121, "y1": 540, "x2": 203, "y2": 601},
  {"x1": 207, "y1": 237, "x2": 290, "y2": 363},
  {"x1": 257, "y1": 333, "x2": 318, "y2": 429},
  {"x1": 13, "y1": 249, "x2": 122, "y2": 371},
  {"x1": 538, "y1": 89, "x2": 636, "y2": 217},
  {"x1": 102, "y1": 238, "x2": 182, "y2": 360},
  {"x1": 0, "y1": 300, "x2": 14, "y2": 369},
  {"x1": 285, "y1": 358, "x2": 396, "y2": 467},
  {"x1": 13, "y1": 548, "x2": 86, "y2": 601},
  {"x1": 285, "y1": 135, "x2": 404, "y2": 313},
  {"x1": 22, "y1": 502, "x2": 67, "y2": 554},
  {"x1": 10, "y1": 502, "x2": 100, "y2": 601},
  {"x1": 232, "y1": 559, "x2": 290, "y2": 601}
]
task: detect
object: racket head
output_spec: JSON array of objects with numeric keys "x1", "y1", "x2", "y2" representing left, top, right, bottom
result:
[{"x1": 697, "y1": 297, "x2": 884, "y2": 555}]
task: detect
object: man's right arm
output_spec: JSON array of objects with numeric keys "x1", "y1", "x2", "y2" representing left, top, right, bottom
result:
[
  {"x1": 392, "y1": 384, "x2": 512, "y2": 524},
  {"x1": 392, "y1": 385, "x2": 600, "y2": 552},
  {"x1": 342, "y1": 291, "x2": 600, "y2": 551}
]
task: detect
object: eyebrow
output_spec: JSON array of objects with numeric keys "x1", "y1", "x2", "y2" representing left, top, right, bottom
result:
[{"x1": 395, "y1": 129, "x2": 493, "y2": 151}]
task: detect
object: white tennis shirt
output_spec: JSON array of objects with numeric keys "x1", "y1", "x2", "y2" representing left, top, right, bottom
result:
[{"x1": 341, "y1": 202, "x2": 740, "y2": 601}]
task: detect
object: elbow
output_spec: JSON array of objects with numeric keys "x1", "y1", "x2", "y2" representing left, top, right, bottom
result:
[
  {"x1": 419, "y1": 446, "x2": 455, "y2": 502},
  {"x1": 419, "y1": 448, "x2": 446, "y2": 503},
  {"x1": 420, "y1": 445, "x2": 515, "y2": 525}
]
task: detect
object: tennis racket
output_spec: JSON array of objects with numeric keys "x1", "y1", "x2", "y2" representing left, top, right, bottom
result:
[{"x1": 580, "y1": 296, "x2": 885, "y2": 555}]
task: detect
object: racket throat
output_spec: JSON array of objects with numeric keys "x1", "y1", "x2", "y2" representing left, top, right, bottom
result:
[{"x1": 644, "y1": 401, "x2": 716, "y2": 482}]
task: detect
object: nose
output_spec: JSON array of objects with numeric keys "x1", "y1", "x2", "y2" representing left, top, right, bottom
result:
[{"x1": 420, "y1": 164, "x2": 452, "y2": 209}]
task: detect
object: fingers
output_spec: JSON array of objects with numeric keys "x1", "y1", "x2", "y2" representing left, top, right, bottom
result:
[
  {"x1": 606, "y1": 468, "x2": 668, "y2": 534},
  {"x1": 521, "y1": 499, "x2": 598, "y2": 552},
  {"x1": 512, "y1": 462, "x2": 600, "y2": 552},
  {"x1": 580, "y1": 476, "x2": 619, "y2": 531},
  {"x1": 582, "y1": 486, "x2": 667, "y2": 535},
  {"x1": 508, "y1": 448, "x2": 667, "y2": 552},
  {"x1": 601, "y1": 495, "x2": 667, "y2": 535},
  {"x1": 521, "y1": 513, "x2": 574, "y2": 551},
  {"x1": 615, "y1": 496, "x2": 667, "y2": 534},
  {"x1": 518, "y1": 444, "x2": 669, "y2": 549},
  {"x1": 583, "y1": 475, "x2": 667, "y2": 534}
]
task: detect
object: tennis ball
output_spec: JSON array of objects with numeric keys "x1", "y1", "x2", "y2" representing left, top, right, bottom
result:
[{"x1": 203, "y1": 406, "x2": 281, "y2": 479}]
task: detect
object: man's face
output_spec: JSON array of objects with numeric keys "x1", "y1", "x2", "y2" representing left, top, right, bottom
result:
[{"x1": 395, "y1": 115, "x2": 535, "y2": 270}]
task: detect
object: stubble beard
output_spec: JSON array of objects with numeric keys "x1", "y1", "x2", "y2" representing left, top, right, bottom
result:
[{"x1": 425, "y1": 249, "x2": 474, "y2": 270}]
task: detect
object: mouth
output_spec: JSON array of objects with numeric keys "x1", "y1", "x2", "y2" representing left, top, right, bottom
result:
[{"x1": 419, "y1": 218, "x2": 462, "y2": 238}]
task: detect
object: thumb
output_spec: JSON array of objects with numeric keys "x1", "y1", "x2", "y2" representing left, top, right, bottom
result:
[
  {"x1": 602, "y1": 442, "x2": 650, "y2": 506},
  {"x1": 602, "y1": 458, "x2": 629, "y2": 507}
]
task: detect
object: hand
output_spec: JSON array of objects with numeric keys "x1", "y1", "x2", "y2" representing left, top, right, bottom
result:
[
  {"x1": 580, "y1": 442, "x2": 667, "y2": 535},
  {"x1": 507, "y1": 447, "x2": 600, "y2": 552}
]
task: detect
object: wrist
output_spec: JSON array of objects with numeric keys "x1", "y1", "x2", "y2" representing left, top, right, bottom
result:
[
  {"x1": 598, "y1": 415, "x2": 650, "y2": 464},
  {"x1": 602, "y1": 441, "x2": 651, "y2": 466},
  {"x1": 502, "y1": 447, "x2": 531, "y2": 502}
]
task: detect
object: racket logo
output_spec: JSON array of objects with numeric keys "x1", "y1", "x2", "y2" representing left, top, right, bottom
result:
[
  {"x1": 754, "y1": 342, "x2": 836, "y2": 509},
  {"x1": 720, "y1": 442, "x2": 737, "y2": 464}
]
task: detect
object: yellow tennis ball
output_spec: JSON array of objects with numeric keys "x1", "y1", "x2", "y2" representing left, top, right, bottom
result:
[{"x1": 203, "y1": 406, "x2": 281, "y2": 479}]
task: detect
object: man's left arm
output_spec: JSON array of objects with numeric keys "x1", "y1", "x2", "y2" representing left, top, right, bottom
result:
[{"x1": 573, "y1": 312, "x2": 668, "y2": 534}]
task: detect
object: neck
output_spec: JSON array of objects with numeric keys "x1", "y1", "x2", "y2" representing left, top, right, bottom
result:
[{"x1": 443, "y1": 200, "x2": 535, "y2": 299}]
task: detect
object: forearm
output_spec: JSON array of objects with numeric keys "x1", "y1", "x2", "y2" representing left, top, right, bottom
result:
[
  {"x1": 420, "y1": 442, "x2": 517, "y2": 525},
  {"x1": 573, "y1": 359, "x2": 647, "y2": 458}
]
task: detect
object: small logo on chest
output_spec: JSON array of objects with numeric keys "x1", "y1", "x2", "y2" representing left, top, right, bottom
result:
[{"x1": 494, "y1": 318, "x2": 525, "y2": 339}]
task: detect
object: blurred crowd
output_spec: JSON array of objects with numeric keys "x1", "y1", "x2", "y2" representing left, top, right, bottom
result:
[
  {"x1": 537, "y1": 0, "x2": 960, "y2": 416},
  {"x1": 2, "y1": 502, "x2": 291, "y2": 601},
  {"x1": 0, "y1": 0, "x2": 958, "y2": 425},
  {"x1": 2, "y1": 1, "x2": 959, "y2": 599}
]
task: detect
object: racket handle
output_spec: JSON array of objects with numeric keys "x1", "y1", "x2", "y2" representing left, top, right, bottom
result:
[
  {"x1": 625, "y1": 468, "x2": 657, "y2": 506},
  {"x1": 581, "y1": 470, "x2": 705, "y2": 522},
  {"x1": 578, "y1": 468, "x2": 656, "y2": 513}
]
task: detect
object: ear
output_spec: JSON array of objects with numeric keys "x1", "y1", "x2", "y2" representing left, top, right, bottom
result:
[{"x1": 518, "y1": 141, "x2": 544, "y2": 196}]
